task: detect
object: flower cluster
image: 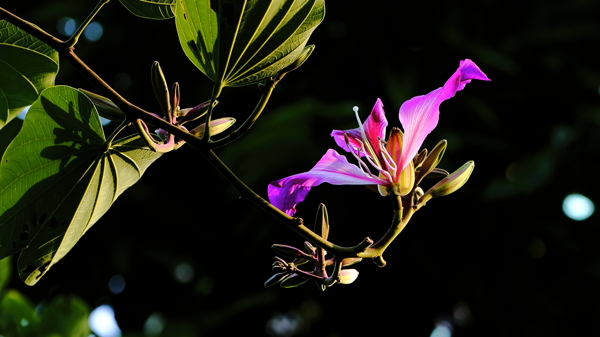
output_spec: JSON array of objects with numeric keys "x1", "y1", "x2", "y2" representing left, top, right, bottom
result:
[{"x1": 268, "y1": 59, "x2": 490, "y2": 216}]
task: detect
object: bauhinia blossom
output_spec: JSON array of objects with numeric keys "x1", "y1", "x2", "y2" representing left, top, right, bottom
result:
[{"x1": 268, "y1": 59, "x2": 490, "y2": 216}]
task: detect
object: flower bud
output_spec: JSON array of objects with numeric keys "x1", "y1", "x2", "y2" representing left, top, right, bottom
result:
[
  {"x1": 151, "y1": 61, "x2": 171, "y2": 116},
  {"x1": 276, "y1": 45, "x2": 315, "y2": 79},
  {"x1": 280, "y1": 273, "x2": 309, "y2": 288},
  {"x1": 341, "y1": 258, "x2": 362, "y2": 267},
  {"x1": 272, "y1": 244, "x2": 313, "y2": 260},
  {"x1": 293, "y1": 258, "x2": 310, "y2": 266},
  {"x1": 413, "y1": 148, "x2": 428, "y2": 168},
  {"x1": 177, "y1": 100, "x2": 213, "y2": 125},
  {"x1": 189, "y1": 118, "x2": 236, "y2": 138},
  {"x1": 303, "y1": 241, "x2": 316, "y2": 255},
  {"x1": 419, "y1": 161, "x2": 475, "y2": 204},
  {"x1": 338, "y1": 269, "x2": 359, "y2": 284},
  {"x1": 79, "y1": 89, "x2": 125, "y2": 121},
  {"x1": 264, "y1": 272, "x2": 290, "y2": 288},
  {"x1": 415, "y1": 139, "x2": 447, "y2": 185}
]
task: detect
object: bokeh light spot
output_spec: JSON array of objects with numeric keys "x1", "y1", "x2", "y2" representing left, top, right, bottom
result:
[
  {"x1": 430, "y1": 321, "x2": 453, "y2": 337},
  {"x1": 266, "y1": 312, "x2": 302, "y2": 337},
  {"x1": 143, "y1": 312, "x2": 166, "y2": 337},
  {"x1": 56, "y1": 17, "x2": 77, "y2": 36},
  {"x1": 528, "y1": 237, "x2": 546, "y2": 259},
  {"x1": 89, "y1": 305, "x2": 121, "y2": 337},
  {"x1": 173, "y1": 262, "x2": 194, "y2": 283},
  {"x1": 452, "y1": 302, "x2": 473, "y2": 327},
  {"x1": 108, "y1": 274, "x2": 125, "y2": 294},
  {"x1": 562, "y1": 193, "x2": 594, "y2": 221},
  {"x1": 84, "y1": 22, "x2": 103, "y2": 41}
]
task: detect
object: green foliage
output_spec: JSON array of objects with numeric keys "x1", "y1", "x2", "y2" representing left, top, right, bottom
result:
[
  {"x1": 175, "y1": 0, "x2": 325, "y2": 91},
  {"x1": 0, "y1": 86, "x2": 162, "y2": 285},
  {"x1": 36, "y1": 295, "x2": 91, "y2": 337},
  {"x1": 0, "y1": 289, "x2": 91, "y2": 337},
  {"x1": 0, "y1": 289, "x2": 39, "y2": 336},
  {"x1": 0, "y1": 20, "x2": 59, "y2": 128},
  {"x1": 0, "y1": 255, "x2": 10, "y2": 292},
  {"x1": 119, "y1": 0, "x2": 176, "y2": 20}
]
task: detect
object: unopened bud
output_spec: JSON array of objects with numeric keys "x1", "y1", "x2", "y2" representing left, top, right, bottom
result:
[
  {"x1": 280, "y1": 273, "x2": 309, "y2": 288},
  {"x1": 189, "y1": 118, "x2": 235, "y2": 137},
  {"x1": 177, "y1": 100, "x2": 215, "y2": 125},
  {"x1": 304, "y1": 241, "x2": 316, "y2": 255},
  {"x1": 272, "y1": 244, "x2": 312, "y2": 259},
  {"x1": 419, "y1": 161, "x2": 475, "y2": 204},
  {"x1": 151, "y1": 61, "x2": 171, "y2": 116},
  {"x1": 264, "y1": 272, "x2": 290, "y2": 288},
  {"x1": 79, "y1": 89, "x2": 125, "y2": 121},
  {"x1": 415, "y1": 139, "x2": 447, "y2": 185},
  {"x1": 341, "y1": 258, "x2": 362, "y2": 267},
  {"x1": 277, "y1": 45, "x2": 315, "y2": 78},
  {"x1": 413, "y1": 148, "x2": 428, "y2": 168},
  {"x1": 338, "y1": 269, "x2": 359, "y2": 284}
]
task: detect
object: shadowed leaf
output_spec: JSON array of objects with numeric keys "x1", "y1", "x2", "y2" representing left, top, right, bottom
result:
[{"x1": 0, "y1": 86, "x2": 162, "y2": 285}]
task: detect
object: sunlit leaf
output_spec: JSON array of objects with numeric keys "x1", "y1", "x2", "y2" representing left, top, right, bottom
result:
[
  {"x1": 119, "y1": 0, "x2": 176, "y2": 19},
  {"x1": 0, "y1": 86, "x2": 162, "y2": 285},
  {"x1": 175, "y1": 0, "x2": 325, "y2": 91},
  {"x1": 0, "y1": 20, "x2": 59, "y2": 128}
]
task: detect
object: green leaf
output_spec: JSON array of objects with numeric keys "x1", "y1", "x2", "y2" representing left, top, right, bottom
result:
[
  {"x1": 175, "y1": 0, "x2": 325, "y2": 91},
  {"x1": 0, "y1": 86, "x2": 162, "y2": 285},
  {"x1": 0, "y1": 118, "x2": 23, "y2": 159},
  {"x1": 0, "y1": 289, "x2": 39, "y2": 336},
  {"x1": 0, "y1": 255, "x2": 10, "y2": 291},
  {"x1": 0, "y1": 20, "x2": 59, "y2": 128},
  {"x1": 119, "y1": 0, "x2": 176, "y2": 19},
  {"x1": 38, "y1": 295, "x2": 91, "y2": 337}
]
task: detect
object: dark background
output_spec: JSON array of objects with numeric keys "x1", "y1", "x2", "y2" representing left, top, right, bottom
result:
[{"x1": 4, "y1": 0, "x2": 600, "y2": 336}]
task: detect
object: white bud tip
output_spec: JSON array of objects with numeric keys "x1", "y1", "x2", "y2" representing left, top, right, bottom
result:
[{"x1": 353, "y1": 106, "x2": 359, "y2": 113}]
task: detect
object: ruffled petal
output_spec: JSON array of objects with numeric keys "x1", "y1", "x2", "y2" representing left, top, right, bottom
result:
[
  {"x1": 331, "y1": 99, "x2": 388, "y2": 158},
  {"x1": 268, "y1": 149, "x2": 387, "y2": 216},
  {"x1": 397, "y1": 59, "x2": 490, "y2": 172}
]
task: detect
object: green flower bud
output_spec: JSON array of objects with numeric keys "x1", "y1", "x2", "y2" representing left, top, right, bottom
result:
[
  {"x1": 341, "y1": 258, "x2": 362, "y2": 267},
  {"x1": 264, "y1": 272, "x2": 290, "y2": 288},
  {"x1": 280, "y1": 273, "x2": 309, "y2": 288},
  {"x1": 415, "y1": 139, "x2": 447, "y2": 186},
  {"x1": 189, "y1": 118, "x2": 235, "y2": 138},
  {"x1": 151, "y1": 61, "x2": 171, "y2": 116},
  {"x1": 419, "y1": 161, "x2": 475, "y2": 204},
  {"x1": 276, "y1": 45, "x2": 315, "y2": 79},
  {"x1": 271, "y1": 244, "x2": 313, "y2": 260},
  {"x1": 79, "y1": 89, "x2": 125, "y2": 121}
]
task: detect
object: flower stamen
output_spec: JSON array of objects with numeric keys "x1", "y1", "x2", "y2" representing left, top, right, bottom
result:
[
  {"x1": 354, "y1": 108, "x2": 381, "y2": 168},
  {"x1": 345, "y1": 133, "x2": 374, "y2": 177}
]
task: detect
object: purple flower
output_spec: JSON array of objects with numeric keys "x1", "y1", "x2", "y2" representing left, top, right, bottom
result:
[{"x1": 268, "y1": 59, "x2": 490, "y2": 216}]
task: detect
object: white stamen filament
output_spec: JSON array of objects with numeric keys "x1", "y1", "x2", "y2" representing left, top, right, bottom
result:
[
  {"x1": 345, "y1": 134, "x2": 374, "y2": 176},
  {"x1": 354, "y1": 110, "x2": 381, "y2": 168},
  {"x1": 379, "y1": 139, "x2": 397, "y2": 177}
]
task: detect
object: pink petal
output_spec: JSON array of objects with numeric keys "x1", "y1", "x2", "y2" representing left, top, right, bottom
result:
[
  {"x1": 397, "y1": 59, "x2": 490, "y2": 172},
  {"x1": 268, "y1": 149, "x2": 387, "y2": 216},
  {"x1": 331, "y1": 99, "x2": 388, "y2": 157}
]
